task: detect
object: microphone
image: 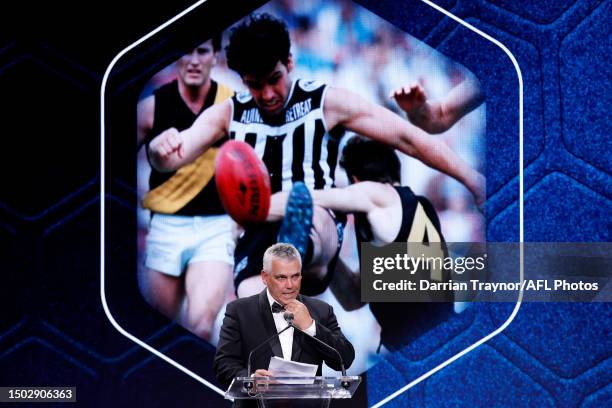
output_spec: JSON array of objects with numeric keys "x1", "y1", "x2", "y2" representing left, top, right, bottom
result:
[
  {"x1": 244, "y1": 322, "x2": 292, "y2": 390},
  {"x1": 283, "y1": 312, "x2": 294, "y2": 324},
  {"x1": 283, "y1": 313, "x2": 351, "y2": 389}
]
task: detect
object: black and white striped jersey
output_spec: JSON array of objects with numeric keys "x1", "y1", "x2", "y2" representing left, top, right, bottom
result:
[{"x1": 228, "y1": 79, "x2": 344, "y2": 193}]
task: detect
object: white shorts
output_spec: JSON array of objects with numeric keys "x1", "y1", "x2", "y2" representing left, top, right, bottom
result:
[{"x1": 144, "y1": 213, "x2": 236, "y2": 277}]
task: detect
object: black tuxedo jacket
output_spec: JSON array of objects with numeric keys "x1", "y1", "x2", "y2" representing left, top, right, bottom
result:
[{"x1": 213, "y1": 289, "x2": 355, "y2": 388}]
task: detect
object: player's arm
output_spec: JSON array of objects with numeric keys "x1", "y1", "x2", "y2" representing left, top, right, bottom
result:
[
  {"x1": 266, "y1": 182, "x2": 391, "y2": 222},
  {"x1": 312, "y1": 182, "x2": 393, "y2": 213},
  {"x1": 324, "y1": 87, "x2": 485, "y2": 206},
  {"x1": 391, "y1": 77, "x2": 483, "y2": 134},
  {"x1": 136, "y1": 95, "x2": 155, "y2": 150},
  {"x1": 147, "y1": 99, "x2": 231, "y2": 172}
]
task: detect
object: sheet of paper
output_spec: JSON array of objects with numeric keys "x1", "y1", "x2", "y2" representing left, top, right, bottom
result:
[{"x1": 267, "y1": 356, "x2": 318, "y2": 384}]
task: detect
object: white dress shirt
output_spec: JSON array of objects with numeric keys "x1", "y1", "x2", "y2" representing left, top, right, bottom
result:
[{"x1": 266, "y1": 289, "x2": 316, "y2": 360}]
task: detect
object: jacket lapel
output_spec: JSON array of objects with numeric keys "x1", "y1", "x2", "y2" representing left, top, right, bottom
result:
[
  {"x1": 290, "y1": 294, "x2": 305, "y2": 361},
  {"x1": 258, "y1": 289, "x2": 283, "y2": 358},
  {"x1": 291, "y1": 330, "x2": 303, "y2": 361}
]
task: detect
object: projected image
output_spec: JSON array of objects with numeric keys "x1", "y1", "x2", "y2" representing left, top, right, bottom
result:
[{"x1": 136, "y1": 0, "x2": 485, "y2": 378}]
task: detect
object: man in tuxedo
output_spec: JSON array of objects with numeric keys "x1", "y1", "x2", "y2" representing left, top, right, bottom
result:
[{"x1": 213, "y1": 242, "x2": 355, "y2": 390}]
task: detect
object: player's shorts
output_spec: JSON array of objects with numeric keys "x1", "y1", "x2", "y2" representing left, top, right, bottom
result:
[
  {"x1": 144, "y1": 213, "x2": 236, "y2": 277},
  {"x1": 233, "y1": 211, "x2": 346, "y2": 295}
]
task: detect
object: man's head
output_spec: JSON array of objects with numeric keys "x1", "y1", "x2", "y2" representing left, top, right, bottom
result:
[
  {"x1": 176, "y1": 36, "x2": 221, "y2": 88},
  {"x1": 261, "y1": 242, "x2": 302, "y2": 304},
  {"x1": 340, "y1": 136, "x2": 401, "y2": 184},
  {"x1": 226, "y1": 13, "x2": 294, "y2": 115}
]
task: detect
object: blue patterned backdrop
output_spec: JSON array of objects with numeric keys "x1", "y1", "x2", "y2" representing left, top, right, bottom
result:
[{"x1": 0, "y1": 0, "x2": 609, "y2": 406}]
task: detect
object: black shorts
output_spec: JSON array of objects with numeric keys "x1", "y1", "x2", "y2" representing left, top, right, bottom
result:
[{"x1": 233, "y1": 211, "x2": 346, "y2": 296}]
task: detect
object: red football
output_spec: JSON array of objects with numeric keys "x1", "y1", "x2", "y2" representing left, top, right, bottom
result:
[{"x1": 215, "y1": 140, "x2": 271, "y2": 225}]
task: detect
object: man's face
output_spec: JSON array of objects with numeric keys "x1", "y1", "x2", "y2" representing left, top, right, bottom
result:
[
  {"x1": 176, "y1": 40, "x2": 216, "y2": 88},
  {"x1": 261, "y1": 257, "x2": 302, "y2": 305},
  {"x1": 242, "y1": 58, "x2": 293, "y2": 116}
]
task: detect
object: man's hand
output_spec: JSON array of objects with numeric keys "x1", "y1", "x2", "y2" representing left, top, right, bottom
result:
[
  {"x1": 253, "y1": 369, "x2": 273, "y2": 377},
  {"x1": 391, "y1": 78, "x2": 484, "y2": 134},
  {"x1": 390, "y1": 84, "x2": 427, "y2": 114},
  {"x1": 148, "y1": 127, "x2": 184, "y2": 171},
  {"x1": 390, "y1": 84, "x2": 440, "y2": 132},
  {"x1": 284, "y1": 299, "x2": 314, "y2": 330}
]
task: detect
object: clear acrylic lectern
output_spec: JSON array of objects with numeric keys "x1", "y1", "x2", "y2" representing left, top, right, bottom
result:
[{"x1": 226, "y1": 376, "x2": 361, "y2": 408}]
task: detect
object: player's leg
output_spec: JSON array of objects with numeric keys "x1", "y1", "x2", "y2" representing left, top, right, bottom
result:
[
  {"x1": 139, "y1": 214, "x2": 188, "y2": 320},
  {"x1": 277, "y1": 182, "x2": 313, "y2": 257},
  {"x1": 183, "y1": 260, "x2": 235, "y2": 341},
  {"x1": 138, "y1": 267, "x2": 184, "y2": 320},
  {"x1": 233, "y1": 182, "x2": 342, "y2": 297},
  {"x1": 301, "y1": 205, "x2": 339, "y2": 283},
  {"x1": 277, "y1": 182, "x2": 341, "y2": 295},
  {"x1": 181, "y1": 215, "x2": 237, "y2": 341}
]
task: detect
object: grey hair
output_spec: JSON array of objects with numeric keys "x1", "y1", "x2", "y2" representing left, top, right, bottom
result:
[{"x1": 262, "y1": 243, "x2": 302, "y2": 272}]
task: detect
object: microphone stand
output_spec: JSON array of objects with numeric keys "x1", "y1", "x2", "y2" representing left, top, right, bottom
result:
[
  {"x1": 244, "y1": 323, "x2": 293, "y2": 390},
  {"x1": 283, "y1": 313, "x2": 351, "y2": 389}
]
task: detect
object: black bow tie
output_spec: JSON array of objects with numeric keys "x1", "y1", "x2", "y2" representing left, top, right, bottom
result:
[{"x1": 271, "y1": 302, "x2": 285, "y2": 313}]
